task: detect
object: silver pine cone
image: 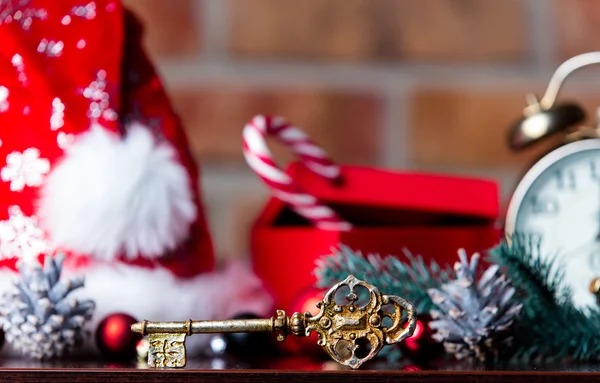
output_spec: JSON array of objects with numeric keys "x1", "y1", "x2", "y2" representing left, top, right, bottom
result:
[
  {"x1": 427, "y1": 249, "x2": 523, "y2": 362},
  {"x1": 0, "y1": 254, "x2": 95, "y2": 360}
]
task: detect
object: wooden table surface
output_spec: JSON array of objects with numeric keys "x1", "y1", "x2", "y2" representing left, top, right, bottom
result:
[{"x1": 3, "y1": 354, "x2": 600, "y2": 383}]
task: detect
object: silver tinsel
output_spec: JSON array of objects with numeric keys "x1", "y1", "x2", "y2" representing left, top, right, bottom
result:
[
  {"x1": 427, "y1": 249, "x2": 523, "y2": 362},
  {"x1": 0, "y1": 254, "x2": 95, "y2": 360}
]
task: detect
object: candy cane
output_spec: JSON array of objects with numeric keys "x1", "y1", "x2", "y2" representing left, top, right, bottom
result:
[{"x1": 243, "y1": 115, "x2": 352, "y2": 231}]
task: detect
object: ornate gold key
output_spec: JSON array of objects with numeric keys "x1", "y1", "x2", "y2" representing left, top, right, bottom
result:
[{"x1": 131, "y1": 275, "x2": 417, "y2": 369}]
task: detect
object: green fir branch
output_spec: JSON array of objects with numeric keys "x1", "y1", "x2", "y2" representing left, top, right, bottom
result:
[
  {"x1": 315, "y1": 239, "x2": 600, "y2": 363},
  {"x1": 488, "y1": 235, "x2": 600, "y2": 362},
  {"x1": 314, "y1": 244, "x2": 452, "y2": 314}
]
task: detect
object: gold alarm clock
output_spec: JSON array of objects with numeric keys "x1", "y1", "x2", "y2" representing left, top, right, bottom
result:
[{"x1": 505, "y1": 52, "x2": 600, "y2": 309}]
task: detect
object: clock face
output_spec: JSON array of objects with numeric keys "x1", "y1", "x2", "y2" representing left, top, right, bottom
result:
[{"x1": 505, "y1": 139, "x2": 600, "y2": 309}]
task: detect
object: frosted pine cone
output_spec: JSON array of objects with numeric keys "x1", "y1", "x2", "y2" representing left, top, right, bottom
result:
[
  {"x1": 0, "y1": 254, "x2": 95, "y2": 359},
  {"x1": 427, "y1": 249, "x2": 523, "y2": 363}
]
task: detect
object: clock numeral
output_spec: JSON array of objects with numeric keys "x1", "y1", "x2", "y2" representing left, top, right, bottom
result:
[
  {"x1": 555, "y1": 169, "x2": 576, "y2": 190},
  {"x1": 529, "y1": 195, "x2": 559, "y2": 214}
]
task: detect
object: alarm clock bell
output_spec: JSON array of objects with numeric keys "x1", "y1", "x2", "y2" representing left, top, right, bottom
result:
[
  {"x1": 508, "y1": 52, "x2": 600, "y2": 150},
  {"x1": 505, "y1": 51, "x2": 600, "y2": 309}
]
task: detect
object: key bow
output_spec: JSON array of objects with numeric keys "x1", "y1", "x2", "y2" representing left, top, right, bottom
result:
[{"x1": 304, "y1": 275, "x2": 417, "y2": 369}]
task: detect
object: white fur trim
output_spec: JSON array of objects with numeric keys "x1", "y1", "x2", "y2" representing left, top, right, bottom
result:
[
  {"x1": 38, "y1": 123, "x2": 197, "y2": 261},
  {"x1": 0, "y1": 261, "x2": 274, "y2": 357}
]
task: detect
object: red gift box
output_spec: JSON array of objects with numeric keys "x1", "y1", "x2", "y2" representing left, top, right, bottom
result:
[{"x1": 250, "y1": 162, "x2": 502, "y2": 312}]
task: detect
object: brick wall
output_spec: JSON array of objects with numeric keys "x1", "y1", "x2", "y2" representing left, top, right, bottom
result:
[{"x1": 123, "y1": 0, "x2": 600, "y2": 262}]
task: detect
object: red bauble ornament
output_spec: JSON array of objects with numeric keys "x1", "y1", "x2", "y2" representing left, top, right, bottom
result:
[
  {"x1": 279, "y1": 287, "x2": 328, "y2": 355},
  {"x1": 400, "y1": 315, "x2": 443, "y2": 363},
  {"x1": 96, "y1": 313, "x2": 141, "y2": 361}
]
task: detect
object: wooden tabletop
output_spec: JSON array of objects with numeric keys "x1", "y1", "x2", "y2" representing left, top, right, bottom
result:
[{"x1": 3, "y1": 355, "x2": 600, "y2": 382}]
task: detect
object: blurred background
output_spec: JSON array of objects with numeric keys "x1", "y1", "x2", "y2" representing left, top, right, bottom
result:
[{"x1": 122, "y1": 0, "x2": 600, "y2": 264}]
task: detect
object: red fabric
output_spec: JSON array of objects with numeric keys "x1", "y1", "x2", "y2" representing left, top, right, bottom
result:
[{"x1": 0, "y1": 1, "x2": 214, "y2": 276}]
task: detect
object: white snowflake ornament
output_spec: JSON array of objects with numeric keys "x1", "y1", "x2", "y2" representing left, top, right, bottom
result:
[{"x1": 1, "y1": 148, "x2": 51, "y2": 191}]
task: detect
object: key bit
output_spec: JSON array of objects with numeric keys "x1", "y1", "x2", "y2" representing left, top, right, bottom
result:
[{"x1": 131, "y1": 275, "x2": 417, "y2": 369}]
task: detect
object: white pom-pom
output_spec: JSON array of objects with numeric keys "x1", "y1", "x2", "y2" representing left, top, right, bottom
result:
[{"x1": 38, "y1": 123, "x2": 197, "y2": 261}]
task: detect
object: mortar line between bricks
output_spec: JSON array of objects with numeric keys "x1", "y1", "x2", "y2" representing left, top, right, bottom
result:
[
  {"x1": 200, "y1": 165, "x2": 266, "y2": 187},
  {"x1": 155, "y1": 59, "x2": 600, "y2": 91},
  {"x1": 380, "y1": 86, "x2": 411, "y2": 169},
  {"x1": 526, "y1": 0, "x2": 559, "y2": 71},
  {"x1": 200, "y1": 0, "x2": 230, "y2": 59},
  {"x1": 157, "y1": 58, "x2": 535, "y2": 82}
]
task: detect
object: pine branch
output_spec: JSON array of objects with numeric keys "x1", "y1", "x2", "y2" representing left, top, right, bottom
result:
[
  {"x1": 488, "y1": 235, "x2": 600, "y2": 361},
  {"x1": 314, "y1": 244, "x2": 452, "y2": 314},
  {"x1": 489, "y1": 235, "x2": 566, "y2": 315}
]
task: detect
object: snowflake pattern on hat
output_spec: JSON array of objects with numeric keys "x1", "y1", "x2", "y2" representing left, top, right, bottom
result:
[
  {"x1": 56, "y1": 131, "x2": 74, "y2": 149},
  {"x1": 0, "y1": 0, "x2": 214, "y2": 278},
  {"x1": 50, "y1": 97, "x2": 64, "y2": 130},
  {"x1": 0, "y1": 86, "x2": 8, "y2": 112},
  {"x1": 0, "y1": 0, "x2": 48, "y2": 30},
  {"x1": 0, "y1": 205, "x2": 52, "y2": 262},
  {"x1": 82, "y1": 70, "x2": 118, "y2": 122},
  {"x1": 0, "y1": 1, "x2": 124, "y2": 262},
  {"x1": 1, "y1": 148, "x2": 50, "y2": 191},
  {"x1": 0, "y1": 1, "x2": 233, "y2": 350}
]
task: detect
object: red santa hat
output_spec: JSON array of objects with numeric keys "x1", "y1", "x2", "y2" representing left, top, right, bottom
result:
[{"x1": 0, "y1": 0, "x2": 272, "y2": 354}]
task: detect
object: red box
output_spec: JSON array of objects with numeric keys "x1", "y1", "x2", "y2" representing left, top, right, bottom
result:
[{"x1": 250, "y1": 162, "x2": 501, "y2": 312}]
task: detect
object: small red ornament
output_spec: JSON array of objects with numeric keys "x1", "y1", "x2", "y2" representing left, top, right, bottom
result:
[
  {"x1": 400, "y1": 315, "x2": 443, "y2": 363},
  {"x1": 96, "y1": 313, "x2": 141, "y2": 361},
  {"x1": 279, "y1": 287, "x2": 328, "y2": 355}
]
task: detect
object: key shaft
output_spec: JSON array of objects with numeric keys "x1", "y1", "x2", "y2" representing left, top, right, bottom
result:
[
  {"x1": 132, "y1": 318, "x2": 274, "y2": 335},
  {"x1": 131, "y1": 275, "x2": 417, "y2": 370}
]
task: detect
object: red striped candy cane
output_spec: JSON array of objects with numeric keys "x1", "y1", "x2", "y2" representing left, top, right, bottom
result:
[{"x1": 243, "y1": 115, "x2": 352, "y2": 231}]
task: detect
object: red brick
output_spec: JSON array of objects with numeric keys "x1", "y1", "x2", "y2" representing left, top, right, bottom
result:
[
  {"x1": 410, "y1": 88, "x2": 600, "y2": 169},
  {"x1": 123, "y1": 0, "x2": 201, "y2": 57},
  {"x1": 227, "y1": 0, "x2": 527, "y2": 62},
  {"x1": 169, "y1": 87, "x2": 384, "y2": 165},
  {"x1": 556, "y1": 0, "x2": 600, "y2": 60}
]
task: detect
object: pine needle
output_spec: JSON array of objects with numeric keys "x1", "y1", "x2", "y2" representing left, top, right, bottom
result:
[
  {"x1": 488, "y1": 234, "x2": 600, "y2": 362},
  {"x1": 314, "y1": 244, "x2": 452, "y2": 314},
  {"x1": 315, "y1": 239, "x2": 600, "y2": 363}
]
